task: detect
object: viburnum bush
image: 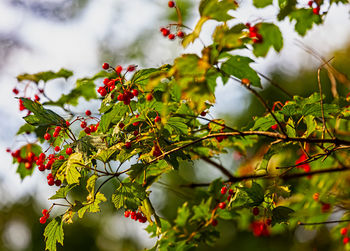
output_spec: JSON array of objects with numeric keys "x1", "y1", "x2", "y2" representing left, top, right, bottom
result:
[{"x1": 7, "y1": 0, "x2": 350, "y2": 250}]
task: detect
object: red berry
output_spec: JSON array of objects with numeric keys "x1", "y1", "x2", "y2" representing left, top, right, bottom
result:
[
  {"x1": 119, "y1": 122, "x2": 125, "y2": 129},
  {"x1": 39, "y1": 216, "x2": 47, "y2": 224},
  {"x1": 177, "y1": 30, "x2": 184, "y2": 38},
  {"x1": 58, "y1": 155, "x2": 64, "y2": 160},
  {"x1": 271, "y1": 124, "x2": 278, "y2": 130},
  {"x1": 249, "y1": 26, "x2": 258, "y2": 33},
  {"x1": 154, "y1": 116, "x2": 161, "y2": 123},
  {"x1": 132, "y1": 89, "x2": 138, "y2": 97},
  {"x1": 162, "y1": 29, "x2": 170, "y2": 37},
  {"x1": 321, "y1": 203, "x2": 331, "y2": 213},
  {"x1": 48, "y1": 178, "x2": 55, "y2": 186},
  {"x1": 133, "y1": 130, "x2": 139, "y2": 136},
  {"x1": 211, "y1": 219, "x2": 218, "y2": 226},
  {"x1": 84, "y1": 127, "x2": 91, "y2": 134},
  {"x1": 124, "y1": 211, "x2": 130, "y2": 218},
  {"x1": 133, "y1": 121, "x2": 140, "y2": 126},
  {"x1": 25, "y1": 162, "x2": 32, "y2": 169},
  {"x1": 38, "y1": 164, "x2": 45, "y2": 172},
  {"x1": 39, "y1": 152, "x2": 46, "y2": 159},
  {"x1": 252, "y1": 207, "x2": 259, "y2": 216},
  {"x1": 102, "y1": 63, "x2": 109, "y2": 70},
  {"x1": 200, "y1": 111, "x2": 206, "y2": 116},
  {"x1": 344, "y1": 237, "x2": 350, "y2": 245},
  {"x1": 228, "y1": 189, "x2": 234, "y2": 195},
  {"x1": 65, "y1": 121, "x2": 70, "y2": 127},
  {"x1": 44, "y1": 133, "x2": 51, "y2": 141},
  {"x1": 168, "y1": 1, "x2": 175, "y2": 8},
  {"x1": 100, "y1": 88, "x2": 107, "y2": 96},
  {"x1": 219, "y1": 202, "x2": 226, "y2": 209},
  {"x1": 42, "y1": 209, "x2": 48, "y2": 216},
  {"x1": 308, "y1": 1, "x2": 313, "y2": 7},
  {"x1": 53, "y1": 131, "x2": 59, "y2": 138},
  {"x1": 115, "y1": 65, "x2": 123, "y2": 75},
  {"x1": 313, "y1": 7, "x2": 320, "y2": 15},
  {"x1": 168, "y1": 34, "x2": 175, "y2": 40},
  {"x1": 34, "y1": 95, "x2": 40, "y2": 101},
  {"x1": 90, "y1": 125, "x2": 96, "y2": 133},
  {"x1": 313, "y1": 193, "x2": 319, "y2": 201},
  {"x1": 85, "y1": 110, "x2": 91, "y2": 116},
  {"x1": 125, "y1": 142, "x2": 131, "y2": 149},
  {"x1": 127, "y1": 65, "x2": 135, "y2": 72},
  {"x1": 55, "y1": 179, "x2": 62, "y2": 186},
  {"x1": 146, "y1": 93, "x2": 153, "y2": 101},
  {"x1": 54, "y1": 146, "x2": 60, "y2": 152},
  {"x1": 80, "y1": 121, "x2": 87, "y2": 128},
  {"x1": 341, "y1": 228, "x2": 348, "y2": 235},
  {"x1": 12, "y1": 88, "x2": 19, "y2": 95},
  {"x1": 220, "y1": 186, "x2": 227, "y2": 195},
  {"x1": 66, "y1": 148, "x2": 73, "y2": 155}
]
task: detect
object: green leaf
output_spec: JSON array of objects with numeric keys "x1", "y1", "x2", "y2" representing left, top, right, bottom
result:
[
  {"x1": 252, "y1": 113, "x2": 284, "y2": 131},
  {"x1": 303, "y1": 115, "x2": 317, "y2": 137},
  {"x1": 99, "y1": 103, "x2": 127, "y2": 133},
  {"x1": 239, "y1": 182, "x2": 264, "y2": 206},
  {"x1": 191, "y1": 199, "x2": 212, "y2": 222},
  {"x1": 45, "y1": 80, "x2": 97, "y2": 107},
  {"x1": 170, "y1": 54, "x2": 215, "y2": 112},
  {"x1": 44, "y1": 217, "x2": 64, "y2": 251},
  {"x1": 16, "y1": 144, "x2": 42, "y2": 179},
  {"x1": 128, "y1": 160, "x2": 172, "y2": 187},
  {"x1": 165, "y1": 117, "x2": 189, "y2": 135},
  {"x1": 217, "y1": 209, "x2": 239, "y2": 220},
  {"x1": 56, "y1": 153, "x2": 83, "y2": 184},
  {"x1": 286, "y1": 117, "x2": 296, "y2": 137},
  {"x1": 212, "y1": 24, "x2": 245, "y2": 51},
  {"x1": 17, "y1": 68, "x2": 73, "y2": 83},
  {"x1": 277, "y1": 0, "x2": 297, "y2": 20},
  {"x1": 112, "y1": 182, "x2": 147, "y2": 210},
  {"x1": 92, "y1": 146, "x2": 119, "y2": 163},
  {"x1": 20, "y1": 98, "x2": 66, "y2": 127},
  {"x1": 289, "y1": 8, "x2": 322, "y2": 36},
  {"x1": 175, "y1": 202, "x2": 191, "y2": 227},
  {"x1": 78, "y1": 192, "x2": 107, "y2": 218},
  {"x1": 302, "y1": 103, "x2": 339, "y2": 117},
  {"x1": 200, "y1": 0, "x2": 237, "y2": 21},
  {"x1": 221, "y1": 55, "x2": 261, "y2": 88},
  {"x1": 271, "y1": 206, "x2": 295, "y2": 225},
  {"x1": 16, "y1": 123, "x2": 36, "y2": 135},
  {"x1": 253, "y1": 23, "x2": 283, "y2": 57},
  {"x1": 253, "y1": 0, "x2": 273, "y2": 8},
  {"x1": 132, "y1": 65, "x2": 171, "y2": 86},
  {"x1": 49, "y1": 184, "x2": 77, "y2": 200}
]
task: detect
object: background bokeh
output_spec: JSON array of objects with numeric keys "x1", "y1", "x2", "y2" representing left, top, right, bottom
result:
[{"x1": 1, "y1": 0, "x2": 350, "y2": 250}]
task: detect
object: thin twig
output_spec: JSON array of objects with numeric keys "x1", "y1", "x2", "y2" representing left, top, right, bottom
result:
[{"x1": 298, "y1": 219, "x2": 350, "y2": 226}]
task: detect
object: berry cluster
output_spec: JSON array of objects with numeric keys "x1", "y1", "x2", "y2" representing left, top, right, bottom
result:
[
  {"x1": 246, "y1": 23, "x2": 263, "y2": 44},
  {"x1": 9, "y1": 149, "x2": 37, "y2": 170},
  {"x1": 308, "y1": 1, "x2": 320, "y2": 15},
  {"x1": 47, "y1": 173, "x2": 61, "y2": 187},
  {"x1": 124, "y1": 210, "x2": 147, "y2": 223},
  {"x1": 98, "y1": 64, "x2": 137, "y2": 98},
  {"x1": 341, "y1": 227, "x2": 350, "y2": 245},
  {"x1": 159, "y1": 1, "x2": 185, "y2": 40},
  {"x1": 39, "y1": 209, "x2": 50, "y2": 224},
  {"x1": 295, "y1": 153, "x2": 311, "y2": 173},
  {"x1": 218, "y1": 185, "x2": 235, "y2": 209},
  {"x1": 13, "y1": 79, "x2": 45, "y2": 115},
  {"x1": 250, "y1": 219, "x2": 271, "y2": 237}
]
